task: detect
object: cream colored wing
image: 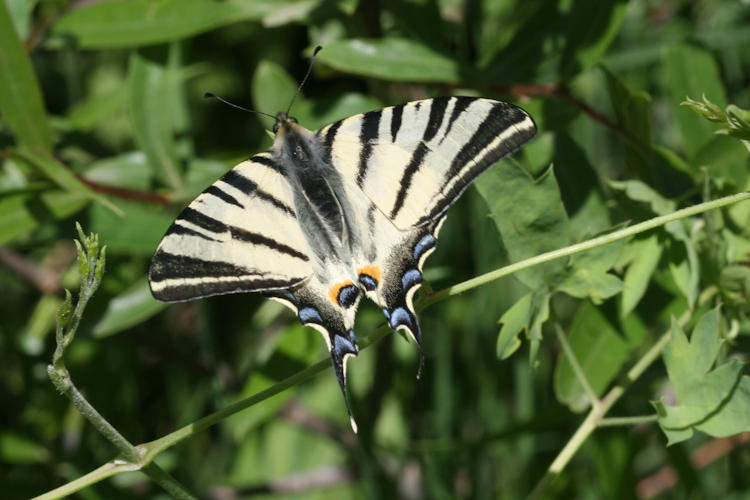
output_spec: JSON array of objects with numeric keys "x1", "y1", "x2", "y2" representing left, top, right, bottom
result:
[
  {"x1": 149, "y1": 153, "x2": 312, "y2": 301},
  {"x1": 317, "y1": 96, "x2": 537, "y2": 230}
]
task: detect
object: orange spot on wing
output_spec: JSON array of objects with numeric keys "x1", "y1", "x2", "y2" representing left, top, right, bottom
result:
[
  {"x1": 357, "y1": 265, "x2": 381, "y2": 283},
  {"x1": 328, "y1": 280, "x2": 354, "y2": 304}
]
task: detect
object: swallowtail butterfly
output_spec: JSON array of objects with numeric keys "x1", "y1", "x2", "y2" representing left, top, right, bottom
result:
[{"x1": 149, "y1": 71, "x2": 536, "y2": 431}]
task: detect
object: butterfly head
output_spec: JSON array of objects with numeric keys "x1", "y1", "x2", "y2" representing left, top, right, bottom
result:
[{"x1": 273, "y1": 112, "x2": 299, "y2": 136}]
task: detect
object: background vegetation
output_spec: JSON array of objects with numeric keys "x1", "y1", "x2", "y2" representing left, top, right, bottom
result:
[{"x1": 1, "y1": 0, "x2": 749, "y2": 498}]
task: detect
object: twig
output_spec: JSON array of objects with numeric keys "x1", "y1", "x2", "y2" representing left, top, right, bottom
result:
[
  {"x1": 495, "y1": 83, "x2": 647, "y2": 149},
  {"x1": 78, "y1": 176, "x2": 172, "y2": 204},
  {"x1": 37, "y1": 223, "x2": 197, "y2": 500},
  {"x1": 24, "y1": 0, "x2": 99, "y2": 51}
]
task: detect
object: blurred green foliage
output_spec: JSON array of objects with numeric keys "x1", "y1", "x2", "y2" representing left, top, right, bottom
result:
[{"x1": 1, "y1": 0, "x2": 750, "y2": 498}]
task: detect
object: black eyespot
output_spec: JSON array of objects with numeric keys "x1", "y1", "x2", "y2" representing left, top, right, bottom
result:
[
  {"x1": 288, "y1": 116, "x2": 298, "y2": 124},
  {"x1": 273, "y1": 122, "x2": 280, "y2": 134}
]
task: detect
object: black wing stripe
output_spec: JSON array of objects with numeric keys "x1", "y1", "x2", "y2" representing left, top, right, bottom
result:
[
  {"x1": 229, "y1": 226, "x2": 309, "y2": 261},
  {"x1": 181, "y1": 207, "x2": 227, "y2": 234},
  {"x1": 440, "y1": 96, "x2": 473, "y2": 144},
  {"x1": 157, "y1": 277, "x2": 295, "y2": 301},
  {"x1": 389, "y1": 99, "x2": 450, "y2": 218},
  {"x1": 205, "y1": 185, "x2": 243, "y2": 208},
  {"x1": 250, "y1": 154, "x2": 284, "y2": 174},
  {"x1": 390, "y1": 142, "x2": 429, "y2": 219},
  {"x1": 445, "y1": 104, "x2": 529, "y2": 181},
  {"x1": 356, "y1": 109, "x2": 382, "y2": 188},
  {"x1": 222, "y1": 169, "x2": 256, "y2": 194},
  {"x1": 150, "y1": 252, "x2": 250, "y2": 282},
  {"x1": 390, "y1": 104, "x2": 404, "y2": 142},
  {"x1": 422, "y1": 96, "x2": 449, "y2": 142},
  {"x1": 222, "y1": 170, "x2": 295, "y2": 216},
  {"x1": 413, "y1": 107, "x2": 535, "y2": 225},
  {"x1": 321, "y1": 120, "x2": 343, "y2": 164},
  {"x1": 168, "y1": 224, "x2": 220, "y2": 242}
]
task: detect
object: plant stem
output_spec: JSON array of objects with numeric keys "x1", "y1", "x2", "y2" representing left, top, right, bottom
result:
[
  {"x1": 598, "y1": 415, "x2": 659, "y2": 427},
  {"x1": 554, "y1": 323, "x2": 600, "y2": 408},
  {"x1": 422, "y1": 191, "x2": 750, "y2": 307},
  {"x1": 528, "y1": 318, "x2": 677, "y2": 499}
]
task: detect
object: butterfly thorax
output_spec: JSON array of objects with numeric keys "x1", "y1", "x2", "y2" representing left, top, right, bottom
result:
[{"x1": 272, "y1": 114, "x2": 363, "y2": 280}]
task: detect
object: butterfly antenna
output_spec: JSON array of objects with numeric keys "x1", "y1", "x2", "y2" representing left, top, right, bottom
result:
[
  {"x1": 286, "y1": 45, "x2": 322, "y2": 115},
  {"x1": 204, "y1": 93, "x2": 276, "y2": 120}
]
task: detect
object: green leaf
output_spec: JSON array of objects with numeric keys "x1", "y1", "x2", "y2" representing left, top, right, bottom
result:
[
  {"x1": 88, "y1": 199, "x2": 174, "y2": 256},
  {"x1": 554, "y1": 303, "x2": 631, "y2": 412},
  {"x1": 663, "y1": 310, "x2": 722, "y2": 392},
  {"x1": 491, "y1": 289, "x2": 551, "y2": 363},
  {"x1": 0, "y1": 432, "x2": 49, "y2": 464},
  {"x1": 658, "y1": 308, "x2": 750, "y2": 444},
  {"x1": 476, "y1": 163, "x2": 570, "y2": 289},
  {"x1": 620, "y1": 234, "x2": 662, "y2": 318},
  {"x1": 252, "y1": 60, "x2": 299, "y2": 122},
  {"x1": 0, "y1": 0, "x2": 53, "y2": 151},
  {"x1": 557, "y1": 226, "x2": 627, "y2": 304},
  {"x1": 664, "y1": 220, "x2": 700, "y2": 308},
  {"x1": 496, "y1": 293, "x2": 532, "y2": 359},
  {"x1": 318, "y1": 38, "x2": 462, "y2": 82},
  {"x1": 0, "y1": 189, "x2": 89, "y2": 245},
  {"x1": 526, "y1": 291, "x2": 550, "y2": 365},
  {"x1": 664, "y1": 44, "x2": 727, "y2": 158},
  {"x1": 83, "y1": 152, "x2": 153, "y2": 192},
  {"x1": 93, "y1": 278, "x2": 168, "y2": 337},
  {"x1": 558, "y1": 268, "x2": 623, "y2": 304},
  {"x1": 252, "y1": 59, "x2": 383, "y2": 132},
  {"x1": 53, "y1": 0, "x2": 279, "y2": 48},
  {"x1": 15, "y1": 149, "x2": 121, "y2": 215},
  {"x1": 609, "y1": 179, "x2": 676, "y2": 215},
  {"x1": 559, "y1": 0, "x2": 628, "y2": 78},
  {"x1": 603, "y1": 68, "x2": 693, "y2": 190},
  {"x1": 129, "y1": 47, "x2": 183, "y2": 190}
]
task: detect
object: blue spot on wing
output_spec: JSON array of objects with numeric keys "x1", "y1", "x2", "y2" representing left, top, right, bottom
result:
[
  {"x1": 338, "y1": 285, "x2": 359, "y2": 308},
  {"x1": 413, "y1": 234, "x2": 436, "y2": 260},
  {"x1": 359, "y1": 274, "x2": 377, "y2": 291},
  {"x1": 333, "y1": 333, "x2": 358, "y2": 356},
  {"x1": 299, "y1": 307, "x2": 323, "y2": 324},
  {"x1": 388, "y1": 307, "x2": 413, "y2": 330},
  {"x1": 401, "y1": 269, "x2": 422, "y2": 291}
]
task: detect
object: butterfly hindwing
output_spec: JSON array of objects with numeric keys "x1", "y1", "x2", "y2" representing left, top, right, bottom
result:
[
  {"x1": 319, "y1": 96, "x2": 537, "y2": 229},
  {"x1": 149, "y1": 153, "x2": 313, "y2": 301}
]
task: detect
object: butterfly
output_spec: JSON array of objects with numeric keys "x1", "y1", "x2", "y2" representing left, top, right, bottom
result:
[{"x1": 149, "y1": 93, "x2": 536, "y2": 431}]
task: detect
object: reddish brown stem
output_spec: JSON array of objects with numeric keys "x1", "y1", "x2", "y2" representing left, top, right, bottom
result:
[{"x1": 78, "y1": 176, "x2": 172, "y2": 204}]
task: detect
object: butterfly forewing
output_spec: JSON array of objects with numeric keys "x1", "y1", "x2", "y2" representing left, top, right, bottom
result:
[
  {"x1": 319, "y1": 96, "x2": 536, "y2": 229},
  {"x1": 149, "y1": 153, "x2": 313, "y2": 301}
]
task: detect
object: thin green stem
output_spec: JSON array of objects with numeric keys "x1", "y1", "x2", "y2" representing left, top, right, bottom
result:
[
  {"x1": 47, "y1": 368, "x2": 141, "y2": 464},
  {"x1": 42, "y1": 225, "x2": 198, "y2": 500},
  {"x1": 529, "y1": 313, "x2": 682, "y2": 499},
  {"x1": 554, "y1": 323, "x2": 600, "y2": 408},
  {"x1": 422, "y1": 191, "x2": 750, "y2": 307},
  {"x1": 598, "y1": 415, "x2": 658, "y2": 427}
]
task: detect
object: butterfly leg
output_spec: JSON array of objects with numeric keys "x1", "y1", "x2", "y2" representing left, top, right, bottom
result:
[{"x1": 266, "y1": 278, "x2": 363, "y2": 432}]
